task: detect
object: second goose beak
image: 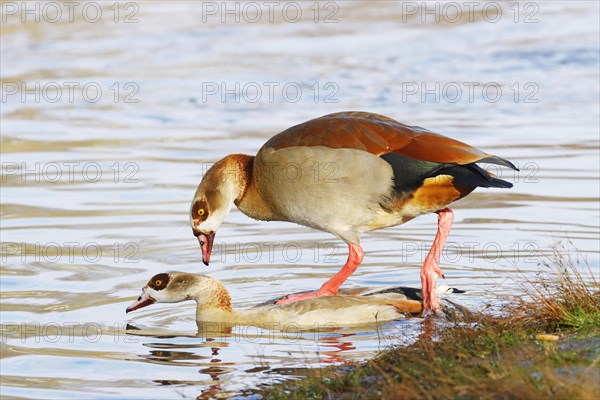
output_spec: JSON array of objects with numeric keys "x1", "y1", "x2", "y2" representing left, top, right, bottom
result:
[{"x1": 126, "y1": 289, "x2": 156, "y2": 313}]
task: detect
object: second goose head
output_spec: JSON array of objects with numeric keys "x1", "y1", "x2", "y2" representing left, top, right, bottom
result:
[{"x1": 126, "y1": 272, "x2": 232, "y2": 314}]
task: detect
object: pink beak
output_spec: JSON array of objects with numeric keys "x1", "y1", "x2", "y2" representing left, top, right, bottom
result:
[
  {"x1": 197, "y1": 232, "x2": 215, "y2": 266},
  {"x1": 126, "y1": 289, "x2": 155, "y2": 313}
]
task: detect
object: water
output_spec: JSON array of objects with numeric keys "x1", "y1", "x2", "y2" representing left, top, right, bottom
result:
[{"x1": 1, "y1": 1, "x2": 599, "y2": 398}]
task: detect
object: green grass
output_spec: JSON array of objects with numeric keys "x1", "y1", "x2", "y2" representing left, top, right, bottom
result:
[{"x1": 561, "y1": 305, "x2": 600, "y2": 330}]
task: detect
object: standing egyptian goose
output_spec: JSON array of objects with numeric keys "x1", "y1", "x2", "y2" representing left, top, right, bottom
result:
[
  {"x1": 190, "y1": 112, "x2": 517, "y2": 313},
  {"x1": 125, "y1": 272, "x2": 466, "y2": 327}
]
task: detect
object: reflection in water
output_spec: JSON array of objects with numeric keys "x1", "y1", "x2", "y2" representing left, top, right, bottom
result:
[
  {"x1": 119, "y1": 317, "x2": 431, "y2": 398},
  {"x1": 149, "y1": 342, "x2": 231, "y2": 399},
  {"x1": 319, "y1": 333, "x2": 357, "y2": 364},
  {"x1": 126, "y1": 326, "x2": 371, "y2": 398},
  {"x1": 1, "y1": 0, "x2": 598, "y2": 398}
]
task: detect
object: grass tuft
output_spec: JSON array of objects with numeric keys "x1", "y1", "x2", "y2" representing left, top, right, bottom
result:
[{"x1": 508, "y1": 241, "x2": 600, "y2": 331}]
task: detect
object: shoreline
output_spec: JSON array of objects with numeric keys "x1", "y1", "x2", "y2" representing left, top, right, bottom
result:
[{"x1": 260, "y1": 252, "x2": 600, "y2": 399}]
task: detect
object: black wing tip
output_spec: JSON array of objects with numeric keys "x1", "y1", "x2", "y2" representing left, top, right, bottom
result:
[
  {"x1": 479, "y1": 155, "x2": 519, "y2": 171},
  {"x1": 369, "y1": 286, "x2": 467, "y2": 298},
  {"x1": 491, "y1": 177, "x2": 514, "y2": 189}
]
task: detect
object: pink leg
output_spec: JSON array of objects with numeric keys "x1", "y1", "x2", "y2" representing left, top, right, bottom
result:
[
  {"x1": 421, "y1": 208, "x2": 454, "y2": 314},
  {"x1": 276, "y1": 243, "x2": 364, "y2": 304}
]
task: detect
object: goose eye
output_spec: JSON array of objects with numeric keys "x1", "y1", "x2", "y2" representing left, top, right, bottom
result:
[
  {"x1": 155, "y1": 279, "x2": 162, "y2": 286},
  {"x1": 197, "y1": 209, "x2": 205, "y2": 216}
]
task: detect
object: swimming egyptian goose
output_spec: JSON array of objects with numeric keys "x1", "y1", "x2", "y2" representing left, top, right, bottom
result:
[
  {"x1": 190, "y1": 112, "x2": 517, "y2": 313},
  {"x1": 125, "y1": 272, "x2": 464, "y2": 327}
]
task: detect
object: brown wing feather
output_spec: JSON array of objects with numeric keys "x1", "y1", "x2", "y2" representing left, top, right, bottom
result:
[{"x1": 262, "y1": 111, "x2": 490, "y2": 165}]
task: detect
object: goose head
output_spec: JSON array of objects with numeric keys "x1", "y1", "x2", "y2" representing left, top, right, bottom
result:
[
  {"x1": 126, "y1": 272, "x2": 232, "y2": 313},
  {"x1": 190, "y1": 155, "x2": 250, "y2": 265}
]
